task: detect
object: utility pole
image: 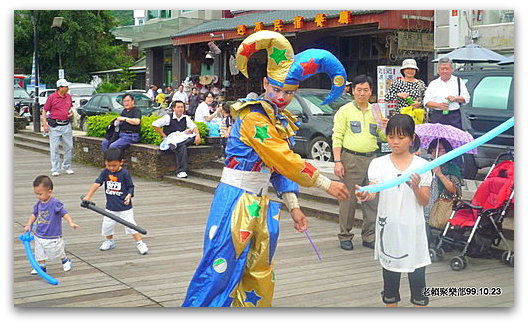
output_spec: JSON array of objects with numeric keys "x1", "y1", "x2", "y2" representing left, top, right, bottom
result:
[{"x1": 31, "y1": 10, "x2": 40, "y2": 133}]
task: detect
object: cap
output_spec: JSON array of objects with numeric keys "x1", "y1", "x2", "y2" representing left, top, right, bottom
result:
[{"x1": 56, "y1": 79, "x2": 71, "y2": 88}]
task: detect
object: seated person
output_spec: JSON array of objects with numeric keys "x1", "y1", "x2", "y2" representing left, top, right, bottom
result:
[
  {"x1": 102, "y1": 94, "x2": 141, "y2": 152},
  {"x1": 152, "y1": 100, "x2": 201, "y2": 178}
]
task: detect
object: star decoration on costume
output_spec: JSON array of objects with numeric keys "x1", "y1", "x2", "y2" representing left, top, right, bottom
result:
[
  {"x1": 254, "y1": 125, "x2": 272, "y2": 143},
  {"x1": 240, "y1": 230, "x2": 252, "y2": 243},
  {"x1": 247, "y1": 200, "x2": 261, "y2": 218},
  {"x1": 269, "y1": 47, "x2": 288, "y2": 65},
  {"x1": 240, "y1": 42, "x2": 257, "y2": 58},
  {"x1": 300, "y1": 58, "x2": 319, "y2": 76},
  {"x1": 301, "y1": 162, "x2": 317, "y2": 178},
  {"x1": 244, "y1": 290, "x2": 262, "y2": 306},
  {"x1": 226, "y1": 157, "x2": 240, "y2": 169}
]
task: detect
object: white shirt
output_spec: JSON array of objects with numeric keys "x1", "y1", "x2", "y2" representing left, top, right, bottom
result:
[
  {"x1": 423, "y1": 75, "x2": 471, "y2": 111},
  {"x1": 194, "y1": 102, "x2": 213, "y2": 123},
  {"x1": 171, "y1": 91, "x2": 188, "y2": 104},
  {"x1": 151, "y1": 112, "x2": 197, "y2": 131},
  {"x1": 368, "y1": 154, "x2": 432, "y2": 272}
]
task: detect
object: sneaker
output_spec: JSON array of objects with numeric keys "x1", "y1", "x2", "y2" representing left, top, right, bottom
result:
[
  {"x1": 99, "y1": 239, "x2": 116, "y2": 251},
  {"x1": 62, "y1": 258, "x2": 72, "y2": 271},
  {"x1": 51, "y1": 172, "x2": 60, "y2": 177},
  {"x1": 65, "y1": 169, "x2": 75, "y2": 174},
  {"x1": 176, "y1": 171, "x2": 188, "y2": 178},
  {"x1": 362, "y1": 241, "x2": 375, "y2": 249},
  {"x1": 30, "y1": 265, "x2": 46, "y2": 275},
  {"x1": 137, "y1": 241, "x2": 148, "y2": 255}
]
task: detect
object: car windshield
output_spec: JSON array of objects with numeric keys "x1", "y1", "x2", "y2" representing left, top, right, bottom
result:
[
  {"x1": 14, "y1": 88, "x2": 30, "y2": 99},
  {"x1": 69, "y1": 87, "x2": 96, "y2": 96},
  {"x1": 114, "y1": 94, "x2": 153, "y2": 108},
  {"x1": 300, "y1": 92, "x2": 350, "y2": 115}
]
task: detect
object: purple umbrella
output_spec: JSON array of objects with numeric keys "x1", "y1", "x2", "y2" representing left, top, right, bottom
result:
[{"x1": 415, "y1": 123, "x2": 477, "y2": 155}]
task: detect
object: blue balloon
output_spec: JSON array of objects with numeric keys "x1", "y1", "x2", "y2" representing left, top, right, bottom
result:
[
  {"x1": 359, "y1": 117, "x2": 514, "y2": 194},
  {"x1": 19, "y1": 232, "x2": 59, "y2": 285}
]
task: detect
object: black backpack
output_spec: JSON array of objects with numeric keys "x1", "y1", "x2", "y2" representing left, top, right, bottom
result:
[{"x1": 105, "y1": 119, "x2": 120, "y2": 144}]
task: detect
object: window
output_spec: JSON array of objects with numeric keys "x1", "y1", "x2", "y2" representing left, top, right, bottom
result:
[
  {"x1": 472, "y1": 76, "x2": 512, "y2": 110},
  {"x1": 287, "y1": 97, "x2": 303, "y2": 116}
]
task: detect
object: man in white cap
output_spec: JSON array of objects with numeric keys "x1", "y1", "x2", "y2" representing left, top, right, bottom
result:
[{"x1": 42, "y1": 79, "x2": 74, "y2": 176}]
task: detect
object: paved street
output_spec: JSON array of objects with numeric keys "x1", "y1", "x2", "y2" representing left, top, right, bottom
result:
[{"x1": 11, "y1": 146, "x2": 515, "y2": 308}]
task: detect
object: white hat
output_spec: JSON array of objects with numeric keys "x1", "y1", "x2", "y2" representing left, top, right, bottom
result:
[
  {"x1": 400, "y1": 59, "x2": 419, "y2": 72},
  {"x1": 56, "y1": 78, "x2": 71, "y2": 87}
]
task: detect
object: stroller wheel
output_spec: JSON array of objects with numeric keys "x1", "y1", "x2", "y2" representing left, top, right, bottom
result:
[
  {"x1": 450, "y1": 256, "x2": 467, "y2": 271},
  {"x1": 429, "y1": 248, "x2": 438, "y2": 262},
  {"x1": 501, "y1": 251, "x2": 514, "y2": 267}
]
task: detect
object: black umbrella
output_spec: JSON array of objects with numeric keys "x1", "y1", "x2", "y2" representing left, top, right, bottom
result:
[
  {"x1": 498, "y1": 55, "x2": 514, "y2": 65},
  {"x1": 433, "y1": 43, "x2": 507, "y2": 63}
]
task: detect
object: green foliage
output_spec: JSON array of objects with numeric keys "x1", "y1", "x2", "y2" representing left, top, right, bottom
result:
[
  {"x1": 97, "y1": 82, "x2": 121, "y2": 93},
  {"x1": 139, "y1": 115, "x2": 163, "y2": 145},
  {"x1": 116, "y1": 63, "x2": 135, "y2": 90},
  {"x1": 85, "y1": 114, "x2": 211, "y2": 146},
  {"x1": 86, "y1": 114, "x2": 119, "y2": 137},
  {"x1": 14, "y1": 10, "x2": 133, "y2": 86},
  {"x1": 195, "y1": 122, "x2": 209, "y2": 144}
]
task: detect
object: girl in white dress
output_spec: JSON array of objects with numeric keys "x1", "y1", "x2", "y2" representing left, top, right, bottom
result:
[{"x1": 356, "y1": 114, "x2": 432, "y2": 307}]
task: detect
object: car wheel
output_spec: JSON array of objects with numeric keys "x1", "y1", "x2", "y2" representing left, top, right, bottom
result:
[
  {"x1": 462, "y1": 154, "x2": 478, "y2": 180},
  {"x1": 308, "y1": 136, "x2": 332, "y2": 162}
]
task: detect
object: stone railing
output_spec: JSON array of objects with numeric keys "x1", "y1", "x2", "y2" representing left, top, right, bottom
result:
[{"x1": 73, "y1": 135, "x2": 223, "y2": 180}]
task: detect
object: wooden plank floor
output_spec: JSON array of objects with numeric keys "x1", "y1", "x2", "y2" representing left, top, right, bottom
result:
[{"x1": 12, "y1": 147, "x2": 514, "y2": 307}]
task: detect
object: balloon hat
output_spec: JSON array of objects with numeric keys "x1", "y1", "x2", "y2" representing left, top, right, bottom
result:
[{"x1": 236, "y1": 30, "x2": 347, "y2": 105}]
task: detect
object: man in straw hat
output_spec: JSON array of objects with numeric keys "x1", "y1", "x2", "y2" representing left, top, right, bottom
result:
[{"x1": 182, "y1": 30, "x2": 350, "y2": 307}]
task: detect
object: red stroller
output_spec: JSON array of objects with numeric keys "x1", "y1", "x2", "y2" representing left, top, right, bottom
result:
[{"x1": 429, "y1": 152, "x2": 514, "y2": 271}]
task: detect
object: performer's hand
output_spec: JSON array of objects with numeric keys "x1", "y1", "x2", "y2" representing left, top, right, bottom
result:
[
  {"x1": 69, "y1": 222, "x2": 80, "y2": 230},
  {"x1": 23, "y1": 225, "x2": 31, "y2": 233},
  {"x1": 290, "y1": 208, "x2": 307, "y2": 232},
  {"x1": 334, "y1": 162, "x2": 345, "y2": 179},
  {"x1": 327, "y1": 181, "x2": 350, "y2": 201},
  {"x1": 194, "y1": 135, "x2": 201, "y2": 145},
  {"x1": 124, "y1": 194, "x2": 132, "y2": 205}
]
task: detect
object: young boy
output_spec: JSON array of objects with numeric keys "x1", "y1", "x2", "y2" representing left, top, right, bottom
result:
[
  {"x1": 83, "y1": 147, "x2": 148, "y2": 254},
  {"x1": 24, "y1": 175, "x2": 79, "y2": 274}
]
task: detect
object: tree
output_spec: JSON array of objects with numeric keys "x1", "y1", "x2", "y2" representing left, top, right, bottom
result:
[{"x1": 14, "y1": 10, "x2": 134, "y2": 86}]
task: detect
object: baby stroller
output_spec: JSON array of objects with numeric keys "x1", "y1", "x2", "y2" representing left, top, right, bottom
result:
[{"x1": 429, "y1": 151, "x2": 514, "y2": 271}]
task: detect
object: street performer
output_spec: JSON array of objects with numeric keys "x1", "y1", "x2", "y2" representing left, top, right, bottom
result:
[{"x1": 182, "y1": 30, "x2": 350, "y2": 307}]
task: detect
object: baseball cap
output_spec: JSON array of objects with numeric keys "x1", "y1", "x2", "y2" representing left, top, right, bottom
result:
[{"x1": 56, "y1": 78, "x2": 71, "y2": 88}]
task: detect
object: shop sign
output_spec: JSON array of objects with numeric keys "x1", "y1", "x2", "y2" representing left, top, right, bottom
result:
[{"x1": 397, "y1": 31, "x2": 434, "y2": 51}]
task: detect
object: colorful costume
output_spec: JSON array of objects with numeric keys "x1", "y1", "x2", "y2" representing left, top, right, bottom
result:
[{"x1": 182, "y1": 31, "x2": 346, "y2": 307}]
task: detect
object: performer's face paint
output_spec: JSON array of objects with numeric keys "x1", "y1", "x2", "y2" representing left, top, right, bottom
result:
[
  {"x1": 105, "y1": 160, "x2": 124, "y2": 173},
  {"x1": 34, "y1": 184, "x2": 53, "y2": 203},
  {"x1": 263, "y1": 78, "x2": 295, "y2": 110}
]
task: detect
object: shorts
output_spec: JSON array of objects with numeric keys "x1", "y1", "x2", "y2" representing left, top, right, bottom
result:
[
  {"x1": 34, "y1": 236, "x2": 66, "y2": 261},
  {"x1": 101, "y1": 208, "x2": 139, "y2": 236}
]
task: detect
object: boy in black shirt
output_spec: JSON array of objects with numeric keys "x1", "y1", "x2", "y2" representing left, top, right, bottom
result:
[{"x1": 83, "y1": 148, "x2": 148, "y2": 254}]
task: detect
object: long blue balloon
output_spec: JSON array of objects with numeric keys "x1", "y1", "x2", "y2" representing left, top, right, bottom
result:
[
  {"x1": 19, "y1": 232, "x2": 59, "y2": 285},
  {"x1": 359, "y1": 117, "x2": 514, "y2": 194}
]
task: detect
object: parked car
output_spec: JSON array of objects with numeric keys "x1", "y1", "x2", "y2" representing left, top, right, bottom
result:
[
  {"x1": 69, "y1": 83, "x2": 97, "y2": 129},
  {"x1": 77, "y1": 92, "x2": 159, "y2": 131},
  {"x1": 14, "y1": 85, "x2": 34, "y2": 122},
  {"x1": 283, "y1": 89, "x2": 350, "y2": 161},
  {"x1": 455, "y1": 65, "x2": 514, "y2": 179}
]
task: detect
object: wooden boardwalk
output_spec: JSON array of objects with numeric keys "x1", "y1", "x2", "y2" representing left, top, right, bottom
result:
[{"x1": 12, "y1": 147, "x2": 514, "y2": 308}]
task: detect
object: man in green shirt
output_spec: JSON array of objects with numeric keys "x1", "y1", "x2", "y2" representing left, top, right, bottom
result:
[{"x1": 332, "y1": 75, "x2": 387, "y2": 251}]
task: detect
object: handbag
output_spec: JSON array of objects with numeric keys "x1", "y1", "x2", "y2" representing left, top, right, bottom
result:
[
  {"x1": 400, "y1": 106, "x2": 425, "y2": 125},
  {"x1": 429, "y1": 198, "x2": 454, "y2": 229}
]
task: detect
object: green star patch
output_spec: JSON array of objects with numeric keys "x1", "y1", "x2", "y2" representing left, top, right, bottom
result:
[
  {"x1": 247, "y1": 200, "x2": 261, "y2": 218},
  {"x1": 254, "y1": 125, "x2": 272, "y2": 143},
  {"x1": 269, "y1": 47, "x2": 288, "y2": 65}
]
